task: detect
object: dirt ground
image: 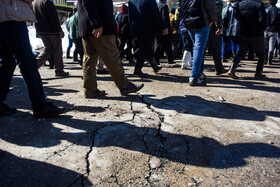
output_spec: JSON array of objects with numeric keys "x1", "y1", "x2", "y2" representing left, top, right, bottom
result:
[{"x1": 0, "y1": 55, "x2": 279, "y2": 186}]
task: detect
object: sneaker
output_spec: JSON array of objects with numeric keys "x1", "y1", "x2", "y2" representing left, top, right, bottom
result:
[
  {"x1": 254, "y1": 73, "x2": 266, "y2": 79},
  {"x1": 216, "y1": 68, "x2": 228, "y2": 75},
  {"x1": 120, "y1": 82, "x2": 144, "y2": 96},
  {"x1": 97, "y1": 69, "x2": 109, "y2": 74},
  {"x1": 0, "y1": 102, "x2": 17, "y2": 117},
  {"x1": 33, "y1": 102, "x2": 65, "y2": 118},
  {"x1": 85, "y1": 89, "x2": 107, "y2": 98},
  {"x1": 55, "y1": 71, "x2": 69, "y2": 77},
  {"x1": 228, "y1": 71, "x2": 239, "y2": 79},
  {"x1": 189, "y1": 77, "x2": 206, "y2": 86}
]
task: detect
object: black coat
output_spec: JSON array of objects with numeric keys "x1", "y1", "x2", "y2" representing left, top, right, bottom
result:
[
  {"x1": 158, "y1": 2, "x2": 170, "y2": 31},
  {"x1": 223, "y1": 3, "x2": 240, "y2": 37},
  {"x1": 128, "y1": 0, "x2": 165, "y2": 38},
  {"x1": 33, "y1": 0, "x2": 62, "y2": 35},
  {"x1": 77, "y1": 0, "x2": 116, "y2": 37},
  {"x1": 235, "y1": 0, "x2": 266, "y2": 37},
  {"x1": 266, "y1": 5, "x2": 280, "y2": 33}
]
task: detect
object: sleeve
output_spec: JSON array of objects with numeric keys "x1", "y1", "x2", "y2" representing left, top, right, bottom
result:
[
  {"x1": 258, "y1": 3, "x2": 267, "y2": 31},
  {"x1": 81, "y1": 0, "x2": 102, "y2": 28},
  {"x1": 148, "y1": 0, "x2": 165, "y2": 30},
  {"x1": 162, "y1": 5, "x2": 170, "y2": 29},
  {"x1": 46, "y1": 0, "x2": 62, "y2": 32},
  {"x1": 204, "y1": 0, "x2": 217, "y2": 23}
]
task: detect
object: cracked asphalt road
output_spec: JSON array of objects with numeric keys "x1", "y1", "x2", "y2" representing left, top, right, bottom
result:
[{"x1": 0, "y1": 56, "x2": 279, "y2": 186}]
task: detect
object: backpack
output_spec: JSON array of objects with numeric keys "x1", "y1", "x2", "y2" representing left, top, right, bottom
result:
[{"x1": 180, "y1": 0, "x2": 206, "y2": 30}]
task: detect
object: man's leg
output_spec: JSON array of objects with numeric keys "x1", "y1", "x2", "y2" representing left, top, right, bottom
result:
[
  {"x1": 0, "y1": 21, "x2": 46, "y2": 110},
  {"x1": 188, "y1": 26, "x2": 210, "y2": 79},
  {"x1": 208, "y1": 31, "x2": 224, "y2": 72},
  {"x1": 251, "y1": 36, "x2": 266, "y2": 77},
  {"x1": 82, "y1": 37, "x2": 99, "y2": 95},
  {"x1": 36, "y1": 35, "x2": 52, "y2": 68},
  {"x1": 87, "y1": 35, "x2": 129, "y2": 90},
  {"x1": 228, "y1": 35, "x2": 249, "y2": 78}
]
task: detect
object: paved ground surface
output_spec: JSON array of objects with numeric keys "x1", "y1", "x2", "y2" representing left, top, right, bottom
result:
[{"x1": 0, "y1": 55, "x2": 279, "y2": 186}]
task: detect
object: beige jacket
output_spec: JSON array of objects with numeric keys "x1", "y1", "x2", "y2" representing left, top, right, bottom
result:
[{"x1": 0, "y1": 0, "x2": 36, "y2": 23}]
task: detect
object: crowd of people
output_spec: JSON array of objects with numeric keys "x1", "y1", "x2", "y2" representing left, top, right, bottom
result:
[{"x1": 0, "y1": 0, "x2": 279, "y2": 118}]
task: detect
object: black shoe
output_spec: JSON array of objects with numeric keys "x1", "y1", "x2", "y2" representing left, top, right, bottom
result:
[
  {"x1": 55, "y1": 71, "x2": 69, "y2": 77},
  {"x1": 85, "y1": 89, "x2": 107, "y2": 99},
  {"x1": 133, "y1": 72, "x2": 148, "y2": 78},
  {"x1": 97, "y1": 69, "x2": 109, "y2": 74},
  {"x1": 33, "y1": 102, "x2": 65, "y2": 118},
  {"x1": 154, "y1": 65, "x2": 162, "y2": 74},
  {"x1": 0, "y1": 102, "x2": 17, "y2": 117},
  {"x1": 73, "y1": 58, "x2": 79, "y2": 62},
  {"x1": 128, "y1": 59, "x2": 135, "y2": 64},
  {"x1": 216, "y1": 68, "x2": 228, "y2": 75},
  {"x1": 189, "y1": 77, "x2": 206, "y2": 86},
  {"x1": 255, "y1": 73, "x2": 266, "y2": 79},
  {"x1": 120, "y1": 82, "x2": 144, "y2": 96}
]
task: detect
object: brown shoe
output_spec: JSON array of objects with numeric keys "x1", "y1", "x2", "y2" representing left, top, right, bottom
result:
[
  {"x1": 228, "y1": 71, "x2": 239, "y2": 79},
  {"x1": 84, "y1": 90, "x2": 107, "y2": 99}
]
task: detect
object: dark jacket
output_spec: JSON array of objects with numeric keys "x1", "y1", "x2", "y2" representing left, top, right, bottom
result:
[
  {"x1": 128, "y1": 0, "x2": 165, "y2": 38},
  {"x1": 235, "y1": 0, "x2": 266, "y2": 37},
  {"x1": 266, "y1": 5, "x2": 280, "y2": 33},
  {"x1": 223, "y1": 3, "x2": 240, "y2": 36},
  {"x1": 117, "y1": 4, "x2": 130, "y2": 36},
  {"x1": 158, "y1": 1, "x2": 171, "y2": 31},
  {"x1": 77, "y1": 0, "x2": 116, "y2": 37},
  {"x1": 179, "y1": 0, "x2": 217, "y2": 30},
  {"x1": 33, "y1": 0, "x2": 62, "y2": 35}
]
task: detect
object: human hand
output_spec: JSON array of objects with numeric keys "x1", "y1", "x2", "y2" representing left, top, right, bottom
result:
[
  {"x1": 216, "y1": 29, "x2": 222, "y2": 36},
  {"x1": 92, "y1": 27, "x2": 103, "y2": 38},
  {"x1": 163, "y1": 28, "x2": 169, "y2": 36},
  {"x1": 59, "y1": 31, "x2": 64, "y2": 38}
]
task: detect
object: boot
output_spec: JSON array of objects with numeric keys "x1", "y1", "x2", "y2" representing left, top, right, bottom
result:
[
  {"x1": 73, "y1": 52, "x2": 79, "y2": 62},
  {"x1": 267, "y1": 52, "x2": 273, "y2": 65},
  {"x1": 149, "y1": 58, "x2": 162, "y2": 74}
]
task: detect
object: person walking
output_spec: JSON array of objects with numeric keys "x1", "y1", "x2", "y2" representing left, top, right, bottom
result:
[
  {"x1": 264, "y1": 0, "x2": 280, "y2": 65},
  {"x1": 227, "y1": 0, "x2": 267, "y2": 79},
  {"x1": 117, "y1": 4, "x2": 135, "y2": 64},
  {"x1": 68, "y1": 11, "x2": 83, "y2": 65},
  {"x1": 154, "y1": 0, "x2": 175, "y2": 65},
  {"x1": 206, "y1": 0, "x2": 228, "y2": 76},
  {"x1": 128, "y1": 0, "x2": 168, "y2": 77},
  {"x1": 77, "y1": 0, "x2": 144, "y2": 98},
  {"x1": 223, "y1": 0, "x2": 240, "y2": 59},
  {"x1": 33, "y1": 0, "x2": 69, "y2": 77},
  {"x1": 0, "y1": 0, "x2": 64, "y2": 118},
  {"x1": 179, "y1": 0, "x2": 217, "y2": 86}
]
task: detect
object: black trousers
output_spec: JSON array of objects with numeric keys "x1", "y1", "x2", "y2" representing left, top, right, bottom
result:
[{"x1": 154, "y1": 34, "x2": 173, "y2": 63}]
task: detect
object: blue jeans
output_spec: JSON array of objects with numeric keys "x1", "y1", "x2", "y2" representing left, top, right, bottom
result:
[
  {"x1": 0, "y1": 21, "x2": 46, "y2": 110},
  {"x1": 188, "y1": 26, "x2": 210, "y2": 79}
]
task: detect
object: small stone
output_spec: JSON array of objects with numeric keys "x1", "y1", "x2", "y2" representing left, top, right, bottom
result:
[
  {"x1": 149, "y1": 157, "x2": 161, "y2": 169},
  {"x1": 268, "y1": 141, "x2": 274, "y2": 144},
  {"x1": 90, "y1": 113, "x2": 96, "y2": 116},
  {"x1": 219, "y1": 96, "x2": 226, "y2": 102}
]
